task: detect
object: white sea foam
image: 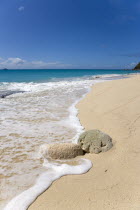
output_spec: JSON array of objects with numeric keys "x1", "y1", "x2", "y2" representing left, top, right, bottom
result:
[{"x1": 4, "y1": 159, "x2": 92, "y2": 210}]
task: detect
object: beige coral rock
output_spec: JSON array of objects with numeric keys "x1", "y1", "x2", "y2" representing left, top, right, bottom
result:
[
  {"x1": 41, "y1": 143, "x2": 84, "y2": 160},
  {"x1": 78, "y1": 129, "x2": 113, "y2": 154}
]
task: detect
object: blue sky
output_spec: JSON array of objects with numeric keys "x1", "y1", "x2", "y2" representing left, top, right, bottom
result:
[{"x1": 0, "y1": 0, "x2": 140, "y2": 69}]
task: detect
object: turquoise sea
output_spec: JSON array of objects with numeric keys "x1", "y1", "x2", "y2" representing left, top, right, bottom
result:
[{"x1": 0, "y1": 69, "x2": 135, "y2": 82}]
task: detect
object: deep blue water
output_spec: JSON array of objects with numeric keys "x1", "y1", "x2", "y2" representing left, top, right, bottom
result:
[{"x1": 0, "y1": 69, "x2": 136, "y2": 82}]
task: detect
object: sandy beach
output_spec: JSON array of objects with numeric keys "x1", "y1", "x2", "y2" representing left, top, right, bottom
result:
[{"x1": 29, "y1": 74, "x2": 140, "y2": 210}]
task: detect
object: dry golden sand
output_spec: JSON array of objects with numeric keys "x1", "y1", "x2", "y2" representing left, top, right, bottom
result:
[{"x1": 29, "y1": 75, "x2": 140, "y2": 210}]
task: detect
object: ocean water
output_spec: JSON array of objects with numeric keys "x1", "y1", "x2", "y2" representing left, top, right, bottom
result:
[
  {"x1": 0, "y1": 69, "x2": 135, "y2": 83},
  {"x1": 0, "y1": 69, "x2": 136, "y2": 209}
]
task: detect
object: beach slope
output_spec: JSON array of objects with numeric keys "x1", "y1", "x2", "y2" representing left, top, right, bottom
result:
[{"x1": 29, "y1": 75, "x2": 140, "y2": 210}]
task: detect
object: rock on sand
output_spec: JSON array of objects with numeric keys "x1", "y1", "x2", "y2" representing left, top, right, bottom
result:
[
  {"x1": 41, "y1": 143, "x2": 84, "y2": 160},
  {"x1": 78, "y1": 129, "x2": 113, "y2": 154}
]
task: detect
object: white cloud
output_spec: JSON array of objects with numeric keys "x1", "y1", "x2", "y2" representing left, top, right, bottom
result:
[
  {"x1": 125, "y1": 62, "x2": 137, "y2": 69},
  {"x1": 0, "y1": 57, "x2": 72, "y2": 69},
  {"x1": 7, "y1": 58, "x2": 25, "y2": 65},
  {"x1": 31, "y1": 61, "x2": 50, "y2": 67},
  {"x1": 0, "y1": 58, "x2": 25, "y2": 67},
  {"x1": 18, "y1": 6, "x2": 24, "y2": 11},
  {"x1": 31, "y1": 61, "x2": 68, "y2": 68},
  {"x1": 130, "y1": 62, "x2": 137, "y2": 66}
]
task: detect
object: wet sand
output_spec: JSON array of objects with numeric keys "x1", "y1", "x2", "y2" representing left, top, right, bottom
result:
[{"x1": 29, "y1": 75, "x2": 140, "y2": 210}]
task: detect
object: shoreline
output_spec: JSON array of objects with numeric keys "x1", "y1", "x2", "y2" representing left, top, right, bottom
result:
[
  {"x1": 1, "y1": 73, "x2": 130, "y2": 209},
  {"x1": 29, "y1": 74, "x2": 140, "y2": 210}
]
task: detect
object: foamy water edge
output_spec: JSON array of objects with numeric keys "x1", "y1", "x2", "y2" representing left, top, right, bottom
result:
[
  {"x1": 4, "y1": 159, "x2": 92, "y2": 210},
  {"x1": 3, "y1": 74, "x2": 131, "y2": 210}
]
